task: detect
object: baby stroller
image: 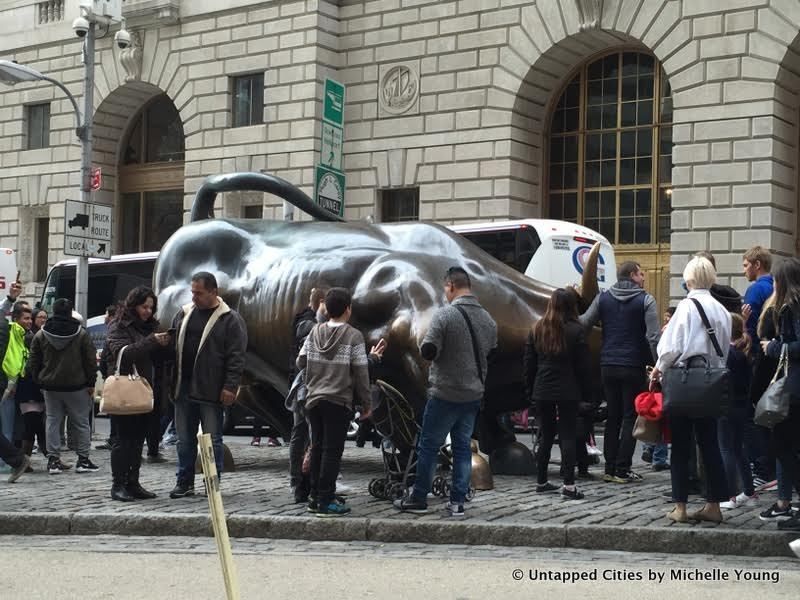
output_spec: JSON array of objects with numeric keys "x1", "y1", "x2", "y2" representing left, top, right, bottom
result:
[{"x1": 367, "y1": 380, "x2": 471, "y2": 501}]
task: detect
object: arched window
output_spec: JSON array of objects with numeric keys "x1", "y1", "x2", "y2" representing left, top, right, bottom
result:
[
  {"x1": 118, "y1": 95, "x2": 185, "y2": 253},
  {"x1": 548, "y1": 51, "x2": 672, "y2": 246}
]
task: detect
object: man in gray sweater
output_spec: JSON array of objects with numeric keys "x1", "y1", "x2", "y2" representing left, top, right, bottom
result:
[{"x1": 394, "y1": 266, "x2": 497, "y2": 517}]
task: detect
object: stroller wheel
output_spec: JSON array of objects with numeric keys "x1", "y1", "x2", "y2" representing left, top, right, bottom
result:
[
  {"x1": 431, "y1": 476, "x2": 444, "y2": 497},
  {"x1": 373, "y1": 479, "x2": 387, "y2": 499},
  {"x1": 368, "y1": 478, "x2": 381, "y2": 498},
  {"x1": 387, "y1": 482, "x2": 405, "y2": 500},
  {"x1": 466, "y1": 487, "x2": 475, "y2": 502},
  {"x1": 441, "y1": 480, "x2": 451, "y2": 498}
]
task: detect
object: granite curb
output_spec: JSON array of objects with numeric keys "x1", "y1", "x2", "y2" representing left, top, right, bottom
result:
[{"x1": 0, "y1": 511, "x2": 796, "y2": 558}]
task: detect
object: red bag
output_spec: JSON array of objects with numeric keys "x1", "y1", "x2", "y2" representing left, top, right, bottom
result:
[
  {"x1": 634, "y1": 391, "x2": 671, "y2": 443},
  {"x1": 635, "y1": 391, "x2": 663, "y2": 421}
]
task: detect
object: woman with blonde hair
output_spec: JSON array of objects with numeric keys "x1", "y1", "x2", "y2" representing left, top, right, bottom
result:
[{"x1": 650, "y1": 256, "x2": 731, "y2": 523}]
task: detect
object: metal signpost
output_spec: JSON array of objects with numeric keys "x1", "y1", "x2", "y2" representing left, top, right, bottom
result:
[{"x1": 315, "y1": 78, "x2": 346, "y2": 217}]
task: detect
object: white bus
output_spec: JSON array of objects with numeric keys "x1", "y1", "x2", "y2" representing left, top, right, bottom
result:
[
  {"x1": 38, "y1": 252, "x2": 158, "y2": 343},
  {"x1": 448, "y1": 219, "x2": 617, "y2": 291}
]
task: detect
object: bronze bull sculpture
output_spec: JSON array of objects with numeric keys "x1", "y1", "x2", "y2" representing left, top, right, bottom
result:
[{"x1": 154, "y1": 173, "x2": 601, "y2": 461}]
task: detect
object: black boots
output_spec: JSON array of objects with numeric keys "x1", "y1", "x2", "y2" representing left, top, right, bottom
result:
[
  {"x1": 127, "y1": 441, "x2": 156, "y2": 500},
  {"x1": 110, "y1": 442, "x2": 134, "y2": 502},
  {"x1": 110, "y1": 440, "x2": 156, "y2": 501}
]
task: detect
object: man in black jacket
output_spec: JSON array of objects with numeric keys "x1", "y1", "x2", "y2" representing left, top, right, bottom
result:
[
  {"x1": 169, "y1": 272, "x2": 247, "y2": 499},
  {"x1": 580, "y1": 261, "x2": 659, "y2": 484}
]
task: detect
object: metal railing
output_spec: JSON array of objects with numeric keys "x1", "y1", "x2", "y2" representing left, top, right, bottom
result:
[{"x1": 37, "y1": 0, "x2": 65, "y2": 24}]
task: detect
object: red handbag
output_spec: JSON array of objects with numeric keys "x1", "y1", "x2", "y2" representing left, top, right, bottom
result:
[{"x1": 633, "y1": 391, "x2": 671, "y2": 443}]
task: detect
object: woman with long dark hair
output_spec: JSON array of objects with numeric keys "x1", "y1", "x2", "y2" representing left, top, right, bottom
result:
[
  {"x1": 105, "y1": 286, "x2": 171, "y2": 501},
  {"x1": 760, "y1": 258, "x2": 800, "y2": 532},
  {"x1": 524, "y1": 288, "x2": 592, "y2": 500}
]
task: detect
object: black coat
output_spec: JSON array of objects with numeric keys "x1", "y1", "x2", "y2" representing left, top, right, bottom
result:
[
  {"x1": 171, "y1": 300, "x2": 247, "y2": 404},
  {"x1": 765, "y1": 304, "x2": 800, "y2": 406},
  {"x1": 523, "y1": 320, "x2": 592, "y2": 405},
  {"x1": 106, "y1": 317, "x2": 160, "y2": 387}
]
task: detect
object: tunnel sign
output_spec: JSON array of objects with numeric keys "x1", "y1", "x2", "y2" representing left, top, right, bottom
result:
[{"x1": 64, "y1": 199, "x2": 112, "y2": 259}]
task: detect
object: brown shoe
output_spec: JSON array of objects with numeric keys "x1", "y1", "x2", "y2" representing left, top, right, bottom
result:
[
  {"x1": 666, "y1": 507, "x2": 689, "y2": 523},
  {"x1": 688, "y1": 509, "x2": 723, "y2": 524}
]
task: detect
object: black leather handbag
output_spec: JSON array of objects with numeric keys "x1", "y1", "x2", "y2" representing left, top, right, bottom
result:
[{"x1": 661, "y1": 298, "x2": 730, "y2": 419}]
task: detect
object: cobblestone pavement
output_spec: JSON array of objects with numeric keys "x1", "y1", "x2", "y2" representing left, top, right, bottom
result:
[{"x1": 1, "y1": 426, "x2": 798, "y2": 557}]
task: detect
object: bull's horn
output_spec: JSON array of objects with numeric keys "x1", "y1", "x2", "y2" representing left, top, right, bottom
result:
[{"x1": 580, "y1": 242, "x2": 601, "y2": 309}]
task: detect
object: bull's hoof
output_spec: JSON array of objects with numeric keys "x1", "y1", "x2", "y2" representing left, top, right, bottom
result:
[
  {"x1": 489, "y1": 441, "x2": 535, "y2": 476},
  {"x1": 194, "y1": 443, "x2": 236, "y2": 474}
]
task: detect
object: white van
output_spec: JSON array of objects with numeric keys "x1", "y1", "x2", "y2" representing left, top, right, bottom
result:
[{"x1": 448, "y1": 219, "x2": 617, "y2": 291}]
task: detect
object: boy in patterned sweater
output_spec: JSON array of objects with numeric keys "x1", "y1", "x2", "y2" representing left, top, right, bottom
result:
[{"x1": 296, "y1": 287, "x2": 371, "y2": 517}]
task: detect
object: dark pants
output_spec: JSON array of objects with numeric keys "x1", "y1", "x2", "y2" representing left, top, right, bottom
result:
[
  {"x1": 575, "y1": 413, "x2": 592, "y2": 471},
  {"x1": 601, "y1": 366, "x2": 644, "y2": 477},
  {"x1": 110, "y1": 413, "x2": 148, "y2": 487},
  {"x1": 307, "y1": 401, "x2": 351, "y2": 506},
  {"x1": 718, "y1": 408, "x2": 754, "y2": 497},
  {"x1": 771, "y1": 407, "x2": 800, "y2": 501},
  {"x1": 145, "y1": 409, "x2": 165, "y2": 456},
  {"x1": 748, "y1": 353, "x2": 777, "y2": 480},
  {"x1": 536, "y1": 398, "x2": 577, "y2": 486},
  {"x1": 669, "y1": 415, "x2": 728, "y2": 503},
  {"x1": 0, "y1": 431, "x2": 24, "y2": 468},
  {"x1": 22, "y1": 411, "x2": 46, "y2": 448},
  {"x1": 289, "y1": 409, "x2": 310, "y2": 495}
]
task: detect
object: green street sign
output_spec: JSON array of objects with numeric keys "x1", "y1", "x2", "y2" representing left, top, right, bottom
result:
[
  {"x1": 315, "y1": 165, "x2": 346, "y2": 217},
  {"x1": 323, "y1": 78, "x2": 345, "y2": 127},
  {"x1": 320, "y1": 122, "x2": 343, "y2": 172}
]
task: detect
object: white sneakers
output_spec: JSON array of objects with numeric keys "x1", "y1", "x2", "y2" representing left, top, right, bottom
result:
[
  {"x1": 720, "y1": 492, "x2": 759, "y2": 510},
  {"x1": 790, "y1": 538, "x2": 800, "y2": 559}
]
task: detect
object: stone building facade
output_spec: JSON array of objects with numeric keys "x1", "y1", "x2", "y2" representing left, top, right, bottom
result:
[{"x1": 1, "y1": 0, "x2": 799, "y2": 309}]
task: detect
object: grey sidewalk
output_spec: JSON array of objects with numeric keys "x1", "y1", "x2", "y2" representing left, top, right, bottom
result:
[{"x1": 1, "y1": 433, "x2": 797, "y2": 557}]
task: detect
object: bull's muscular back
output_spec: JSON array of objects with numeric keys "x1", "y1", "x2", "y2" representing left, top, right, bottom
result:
[{"x1": 154, "y1": 217, "x2": 554, "y2": 409}]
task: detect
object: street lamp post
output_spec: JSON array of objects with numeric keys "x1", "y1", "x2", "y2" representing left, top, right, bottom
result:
[{"x1": 0, "y1": 21, "x2": 101, "y2": 322}]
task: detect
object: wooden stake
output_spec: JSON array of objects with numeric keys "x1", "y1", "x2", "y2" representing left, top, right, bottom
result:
[{"x1": 198, "y1": 433, "x2": 240, "y2": 600}]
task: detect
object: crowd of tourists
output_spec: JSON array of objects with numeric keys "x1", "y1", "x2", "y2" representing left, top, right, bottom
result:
[{"x1": 0, "y1": 247, "x2": 798, "y2": 547}]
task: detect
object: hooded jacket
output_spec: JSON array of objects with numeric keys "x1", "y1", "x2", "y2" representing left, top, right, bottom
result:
[
  {"x1": 171, "y1": 299, "x2": 247, "y2": 404},
  {"x1": 2, "y1": 321, "x2": 28, "y2": 380},
  {"x1": 296, "y1": 321, "x2": 370, "y2": 412},
  {"x1": 580, "y1": 279, "x2": 660, "y2": 368},
  {"x1": 27, "y1": 314, "x2": 96, "y2": 392}
]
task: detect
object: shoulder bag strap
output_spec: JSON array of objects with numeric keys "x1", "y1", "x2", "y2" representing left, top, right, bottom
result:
[
  {"x1": 689, "y1": 298, "x2": 724, "y2": 358},
  {"x1": 114, "y1": 345, "x2": 140, "y2": 379},
  {"x1": 454, "y1": 305, "x2": 484, "y2": 384}
]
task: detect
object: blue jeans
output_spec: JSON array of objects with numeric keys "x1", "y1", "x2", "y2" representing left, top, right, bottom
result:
[
  {"x1": 412, "y1": 397, "x2": 480, "y2": 505},
  {"x1": 174, "y1": 384, "x2": 225, "y2": 486},
  {"x1": 643, "y1": 442, "x2": 669, "y2": 466}
]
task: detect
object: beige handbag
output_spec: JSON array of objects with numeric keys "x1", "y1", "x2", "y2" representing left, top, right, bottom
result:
[{"x1": 100, "y1": 345, "x2": 154, "y2": 415}]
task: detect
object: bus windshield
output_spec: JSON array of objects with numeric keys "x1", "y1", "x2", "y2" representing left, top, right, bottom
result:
[
  {"x1": 40, "y1": 258, "x2": 156, "y2": 320},
  {"x1": 458, "y1": 226, "x2": 542, "y2": 273}
]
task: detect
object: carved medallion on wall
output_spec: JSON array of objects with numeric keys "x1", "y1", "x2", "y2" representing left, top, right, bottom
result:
[{"x1": 378, "y1": 61, "x2": 420, "y2": 117}]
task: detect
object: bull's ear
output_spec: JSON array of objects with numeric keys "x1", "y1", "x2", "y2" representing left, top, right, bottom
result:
[{"x1": 579, "y1": 242, "x2": 601, "y2": 310}]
